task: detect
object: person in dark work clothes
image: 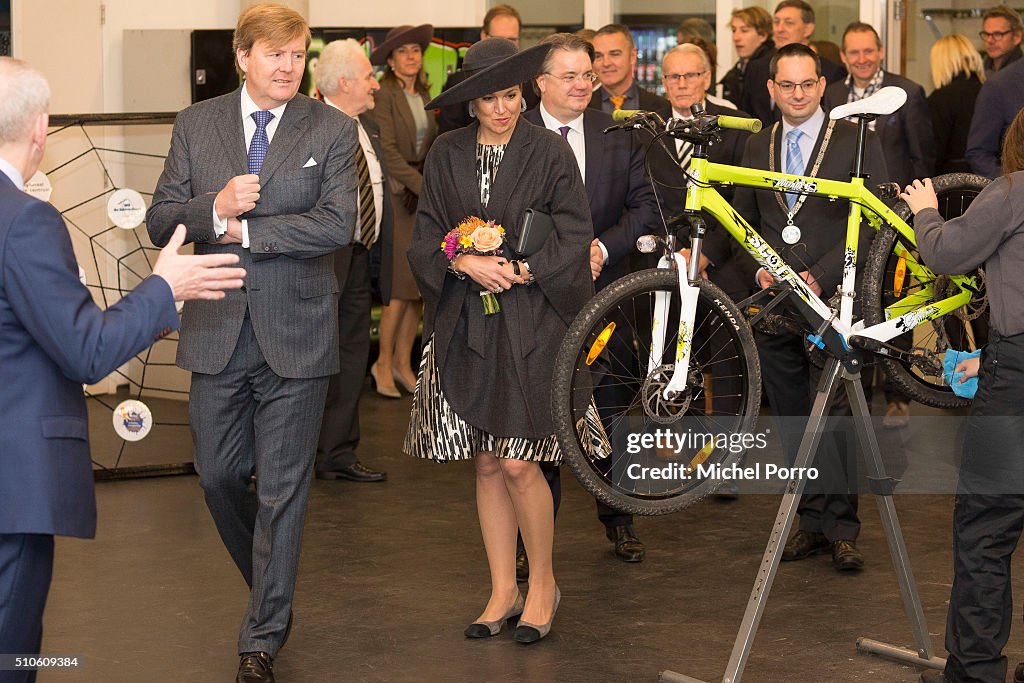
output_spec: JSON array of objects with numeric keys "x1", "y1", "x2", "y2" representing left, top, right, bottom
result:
[{"x1": 523, "y1": 32, "x2": 658, "y2": 569}]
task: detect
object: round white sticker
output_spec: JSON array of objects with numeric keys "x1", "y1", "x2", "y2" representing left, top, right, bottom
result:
[
  {"x1": 24, "y1": 170, "x2": 52, "y2": 202},
  {"x1": 107, "y1": 188, "x2": 147, "y2": 229},
  {"x1": 112, "y1": 399, "x2": 153, "y2": 441}
]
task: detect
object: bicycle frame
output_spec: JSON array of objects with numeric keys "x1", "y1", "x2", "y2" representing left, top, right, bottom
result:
[{"x1": 651, "y1": 136, "x2": 979, "y2": 396}]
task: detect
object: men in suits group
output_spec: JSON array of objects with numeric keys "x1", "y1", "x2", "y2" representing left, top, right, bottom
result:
[
  {"x1": 732, "y1": 43, "x2": 889, "y2": 572},
  {"x1": 524, "y1": 32, "x2": 658, "y2": 565},
  {"x1": 313, "y1": 39, "x2": 391, "y2": 484},
  {"x1": 0, "y1": 57, "x2": 245, "y2": 680},
  {"x1": 146, "y1": 5, "x2": 357, "y2": 681},
  {"x1": 590, "y1": 24, "x2": 671, "y2": 118}
]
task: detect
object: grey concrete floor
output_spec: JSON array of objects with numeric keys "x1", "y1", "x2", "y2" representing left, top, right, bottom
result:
[{"x1": 36, "y1": 385, "x2": 1022, "y2": 683}]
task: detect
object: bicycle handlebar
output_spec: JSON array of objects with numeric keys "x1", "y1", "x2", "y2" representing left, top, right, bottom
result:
[{"x1": 611, "y1": 108, "x2": 762, "y2": 134}]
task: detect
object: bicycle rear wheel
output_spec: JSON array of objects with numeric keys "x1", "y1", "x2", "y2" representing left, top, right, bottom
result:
[
  {"x1": 861, "y1": 172, "x2": 990, "y2": 408},
  {"x1": 551, "y1": 269, "x2": 761, "y2": 515}
]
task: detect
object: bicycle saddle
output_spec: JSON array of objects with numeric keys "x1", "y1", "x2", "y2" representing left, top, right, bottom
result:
[{"x1": 828, "y1": 86, "x2": 907, "y2": 120}]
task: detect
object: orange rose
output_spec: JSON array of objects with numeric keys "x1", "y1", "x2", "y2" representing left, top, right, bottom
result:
[{"x1": 471, "y1": 225, "x2": 503, "y2": 252}]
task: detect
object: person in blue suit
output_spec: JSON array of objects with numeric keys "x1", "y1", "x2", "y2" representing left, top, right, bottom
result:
[{"x1": 0, "y1": 57, "x2": 245, "y2": 681}]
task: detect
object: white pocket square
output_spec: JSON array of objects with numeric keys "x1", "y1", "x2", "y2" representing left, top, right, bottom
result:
[{"x1": 302, "y1": 157, "x2": 318, "y2": 168}]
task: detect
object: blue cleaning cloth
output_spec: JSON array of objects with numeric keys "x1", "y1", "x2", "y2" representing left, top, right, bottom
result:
[{"x1": 943, "y1": 348, "x2": 982, "y2": 399}]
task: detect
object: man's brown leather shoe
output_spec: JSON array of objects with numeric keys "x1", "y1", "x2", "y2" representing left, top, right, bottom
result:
[
  {"x1": 781, "y1": 530, "x2": 829, "y2": 561},
  {"x1": 832, "y1": 539, "x2": 864, "y2": 571},
  {"x1": 237, "y1": 651, "x2": 274, "y2": 683}
]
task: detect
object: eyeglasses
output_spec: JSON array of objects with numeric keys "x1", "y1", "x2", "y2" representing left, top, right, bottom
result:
[
  {"x1": 773, "y1": 79, "x2": 819, "y2": 93},
  {"x1": 663, "y1": 71, "x2": 708, "y2": 83},
  {"x1": 545, "y1": 71, "x2": 599, "y2": 85},
  {"x1": 980, "y1": 29, "x2": 1016, "y2": 40}
]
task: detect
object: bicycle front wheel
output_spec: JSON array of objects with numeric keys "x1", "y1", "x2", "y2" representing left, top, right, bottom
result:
[
  {"x1": 551, "y1": 269, "x2": 761, "y2": 515},
  {"x1": 862, "y1": 172, "x2": 990, "y2": 408}
]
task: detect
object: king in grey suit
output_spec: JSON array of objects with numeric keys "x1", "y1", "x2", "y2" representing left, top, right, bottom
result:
[{"x1": 146, "y1": 7, "x2": 356, "y2": 676}]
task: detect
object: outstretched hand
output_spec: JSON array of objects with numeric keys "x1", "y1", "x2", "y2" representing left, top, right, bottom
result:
[
  {"x1": 900, "y1": 178, "x2": 939, "y2": 215},
  {"x1": 152, "y1": 225, "x2": 246, "y2": 301}
]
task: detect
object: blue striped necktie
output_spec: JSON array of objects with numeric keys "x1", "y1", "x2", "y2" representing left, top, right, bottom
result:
[
  {"x1": 248, "y1": 110, "x2": 274, "y2": 175},
  {"x1": 785, "y1": 129, "x2": 805, "y2": 209}
]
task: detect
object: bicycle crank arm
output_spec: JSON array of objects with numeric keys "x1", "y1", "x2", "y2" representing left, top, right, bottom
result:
[{"x1": 848, "y1": 336, "x2": 945, "y2": 375}]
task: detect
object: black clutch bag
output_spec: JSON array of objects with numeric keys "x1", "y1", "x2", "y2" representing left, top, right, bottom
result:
[{"x1": 510, "y1": 208, "x2": 555, "y2": 258}]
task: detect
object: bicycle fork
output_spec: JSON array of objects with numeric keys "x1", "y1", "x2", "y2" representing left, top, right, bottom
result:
[{"x1": 650, "y1": 250, "x2": 701, "y2": 398}]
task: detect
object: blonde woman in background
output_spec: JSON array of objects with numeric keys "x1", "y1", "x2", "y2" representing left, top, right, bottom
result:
[
  {"x1": 927, "y1": 34, "x2": 986, "y2": 174},
  {"x1": 368, "y1": 24, "x2": 438, "y2": 397}
]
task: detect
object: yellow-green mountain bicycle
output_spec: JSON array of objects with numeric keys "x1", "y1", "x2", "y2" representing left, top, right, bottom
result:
[{"x1": 551, "y1": 86, "x2": 990, "y2": 515}]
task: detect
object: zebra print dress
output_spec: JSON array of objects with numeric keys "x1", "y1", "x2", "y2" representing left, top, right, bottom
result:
[{"x1": 404, "y1": 142, "x2": 565, "y2": 462}]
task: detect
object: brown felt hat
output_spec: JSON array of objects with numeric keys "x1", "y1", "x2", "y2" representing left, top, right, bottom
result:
[{"x1": 370, "y1": 24, "x2": 434, "y2": 66}]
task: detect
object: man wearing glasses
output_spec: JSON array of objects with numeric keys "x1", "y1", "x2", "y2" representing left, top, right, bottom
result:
[
  {"x1": 732, "y1": 43, "x2": 889, "y2": 573},
  {"x1": 655, "y1": 43, "x2": 752, "y2": 307},
  {"x1": 523, "y1": 32, "x2": 658, "y2": 568},
  {"x1": 980, "y1": 5, "x2": 1023, "y2": 77},
  {"x1": 967, "y1": 7, "x2": 1024, "y2": 178}
]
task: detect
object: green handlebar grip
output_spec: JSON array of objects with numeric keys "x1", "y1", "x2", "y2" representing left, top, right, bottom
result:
[
  {"x1": 612, "y1": 109, "x2": 643, "y2": 122},
  {"x1": 717, "y1": 115, "x2": 762, "y2": 132}
]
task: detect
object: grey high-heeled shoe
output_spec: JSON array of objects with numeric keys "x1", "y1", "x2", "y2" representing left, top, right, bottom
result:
[
  {"x1": 464, "y1": 592, "x2": 525, "y2": 638},
  {"x1": 514, "y1": 586, "x2": 561, "y2": 644}
]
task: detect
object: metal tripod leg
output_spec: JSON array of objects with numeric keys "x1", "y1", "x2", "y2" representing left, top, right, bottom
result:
[
  {"x1": 845, "y1": 374, "x2": 946, "y2": 671},
  {"x1": 661, "y1": 359, "x2": 845, "y2": 683},
  {"x1": 659, "y1": 360, "x2": 944, "y2": 682}
]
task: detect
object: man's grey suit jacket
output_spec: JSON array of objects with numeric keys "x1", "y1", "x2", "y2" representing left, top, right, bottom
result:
[{"x1": 147, "y1": 88, "x2": 358, "y2": 379}]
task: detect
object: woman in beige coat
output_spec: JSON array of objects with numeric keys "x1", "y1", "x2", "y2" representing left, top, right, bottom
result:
[{"x1": 368, "y1": 24, "x2": 438, "y2": 396}]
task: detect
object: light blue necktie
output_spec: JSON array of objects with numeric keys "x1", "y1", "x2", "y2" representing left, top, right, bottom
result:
[
  {"x1": 785, "y1": 128, "x2": 805, "y2": 209},
  {"x1": 248, "y1": 110, "x2": 274, "y2": 175}
]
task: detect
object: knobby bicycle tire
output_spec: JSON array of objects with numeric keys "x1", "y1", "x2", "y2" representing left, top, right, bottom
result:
[
  {"x1": 551, "y1": 269, "x2": 761, "y2": 515},
  {"x1": 861, "y1": 172, "x2": 990, "y2": 408}
]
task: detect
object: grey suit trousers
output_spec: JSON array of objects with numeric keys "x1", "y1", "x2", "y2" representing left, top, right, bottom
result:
[{"x1": 189, "y1": 313, "x2": 329, "y2": 656}]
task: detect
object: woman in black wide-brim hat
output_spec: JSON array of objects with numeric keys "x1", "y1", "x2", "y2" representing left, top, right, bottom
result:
[
  {"x1": 365, "y1": 24, "x2": 438, "y2": 398},
  {"x1": 404, "y1": 38, "x2": 594, "y2": 643}
]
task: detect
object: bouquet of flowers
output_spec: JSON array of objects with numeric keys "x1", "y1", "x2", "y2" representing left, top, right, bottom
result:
[{"x1": 441, "y1": 216, "x2": 507, "y2": 315}]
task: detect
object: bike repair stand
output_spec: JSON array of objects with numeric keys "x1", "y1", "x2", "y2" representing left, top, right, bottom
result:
[{"x1": 659, "y1": 357, "x2": 947, "y2": 683}]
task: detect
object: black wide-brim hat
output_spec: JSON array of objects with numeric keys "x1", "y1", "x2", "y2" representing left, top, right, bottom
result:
[
  {"x1": 370, "y1": 24, "x2": 434, "y2": 66},
  {"x1": 424, "y1": 38, "x2": 552, "y2": 110}
]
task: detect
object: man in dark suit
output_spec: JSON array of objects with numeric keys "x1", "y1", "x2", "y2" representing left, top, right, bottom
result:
[
  {"x1": 146, "y1": 6, "x2": 357, "y2": 681},
  {"x1": 0, "y1": 57, "x2": 244, "y2": 680},
  {"x1": 966, "y1": 56, "x2": 1024, "y2": 178},
  {"x1": 437, "y1": 4, "x2": 535, "y2": 134},
  {"x1": 732, "y1": 44, "x2": 889, "y2": 572},
  {"x1": 824, "y1": 23, "x2": 934, "y2": 189},
  {"x1": 824, "y1": 22, "x2": 934, "y2": 429},
  {"x1": 590, "y1": 24, "x2": 671, "y2": 118},
  {"x1": 744, "y1": 0, "x2": 847, "y2": 128},
  {"x1": 312, "y1": 39, "x2": 389, "y2": 483},
  {"x1": 524, "y1": 33, "x2": 658, "y2": 566}
]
